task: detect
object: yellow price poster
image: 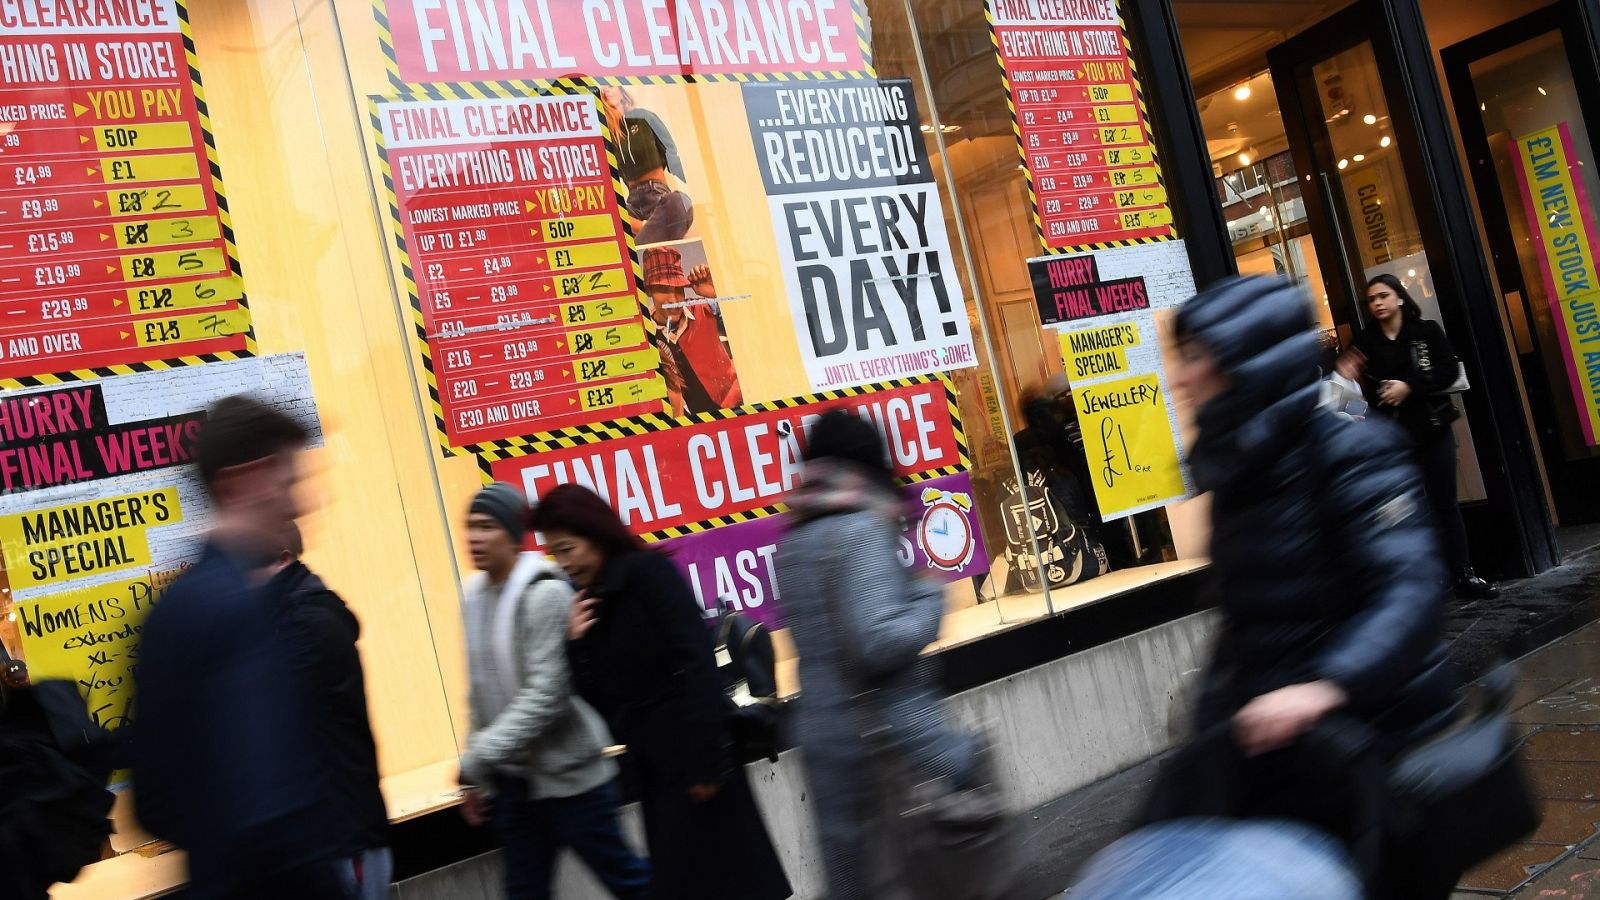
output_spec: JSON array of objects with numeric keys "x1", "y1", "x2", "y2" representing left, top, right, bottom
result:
[
  {"x1": 117, "y1": 246, "x2": 227, "y2": 281},
  {"x1": 532, "y1": 213, "x2": 614, "y2": 244},
  {"x1": 1092, "y1": 104, "x2": 1140, "y2": 125},
  {"x1": 572, "y1": 347, "x2": 660, "y2": 385},
  {"x1": 133, "y1": 307, "x2": 252, "y2": 347},
  {"x1": 14, "y1": 575, "x2": 161, "y2": 730},
  {"x1": 566, "y1": 321, "x2": 647, "y2": 355},
  {"x1": 543, "y1": 240, "x2": 623, "y2": 272},
  {"x1": 105, "y1": 183, "x2": 209, "y2": 217},
  {"x1": 552, "y1": 267, "x2": 630, "y2": 301},
  {"x1": 1086, "y1": 83, "x2": 1134, "y2": 103},
  {"x1": 1060, "y1": 322, "x2": 1138, "y2": 381},
  {"x1": 559, "y1": 294, "x2": 636, "y2": 327},
  {"x1": 1511, "y1": 122, "x2": 1600, "y2": 445},
  {"x1": 577, "y1": 376, "x2": 669, "y2": 412},
  {"x1": 0, "y1": 487, "x2": 182, "y2": 591},
  {"x1": 99, "y1": 151, "x2": 200, "y2": 185},
  {"x1": 1073, "y1": 373, "x2": 1187, "y2": 518},
  {"x1": 126, "y1": 274, "x2": 245, "y2": 313},
  {"x1": 113, "y1": 215, "x2": 222, "y2": 249},
  {"x1": 93, "y1": 122, "x2": 194, "y2": 152}
]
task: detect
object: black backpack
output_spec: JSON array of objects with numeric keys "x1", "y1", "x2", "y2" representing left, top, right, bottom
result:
[{"x1": 715, "y1": 612, "x2": 783, "y2": 764}]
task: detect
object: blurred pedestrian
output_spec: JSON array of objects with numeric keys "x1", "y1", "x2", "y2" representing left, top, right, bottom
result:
[
  {"x1": 775, "y1": 410, "x2": 992, "y2": 900},
  {"x1": 267, "y1": 524, "x2": 392, "y2": 900},
  {"x1": 531, "y1": 485, "x2": 791, "y2": 900},
  {"x1": 1337, "y1": 274, "x2": 1495, "y2": 599},
  {"x1": 0, "y1": 652, "x2": 120, "y2": 900},
  {"x1": 1157, "y1": 277, "x2": 1458, "y2": 892},
  {"x1": 456, "y1": 483, "x2": 649, "y2": 900},
  {"x1": 133, "y1": 396, "x2": 346, "y2": 899}
]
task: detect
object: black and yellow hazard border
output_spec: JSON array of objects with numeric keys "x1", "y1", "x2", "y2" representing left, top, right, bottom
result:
[
  {"x1": 983, "y1": 0, "x2": 1178, "y2": 255},
  {"x1": 0, "y1": 0, "x2": 258, "y2": 393},
  {"x1": 472, "y1": 372, "x2": 971, "y2": 545},
  {"x1": 369, "y1": 81, "x2": 662, "y2": 457},
  {"x1": 371, "y1": 0, "x2": 876, "y2": 90}
]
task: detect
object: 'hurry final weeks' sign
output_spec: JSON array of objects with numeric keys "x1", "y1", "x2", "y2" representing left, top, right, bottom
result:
[
  {"x1": 742, "y1": 78, "x2": 977, "y2": 392},
  {"x1": 0, "y1": 0, "x2": 253, "y2": 383}
]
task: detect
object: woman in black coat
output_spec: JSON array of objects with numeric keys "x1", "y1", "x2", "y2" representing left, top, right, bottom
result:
[
  {"x1": 1169, "y1": 276, "x2": 1456, "y2": 763},
  {"x1": 1337, "y1": 274, "x2": 1494, "y2": 598},
  {"x1": 531, "y1": 484, "x2": 792, "y2": 900}
]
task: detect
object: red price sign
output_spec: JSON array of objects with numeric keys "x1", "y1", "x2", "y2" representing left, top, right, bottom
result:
[
  {"x1": 988, "y1": 0, "x2": 1176, "y2": 249},
  {"x1": 0, "y1": 3, "x2": 252, "y2": 381},
  {"x1": 377, "y1": 94, "x2": 660, "y2": 447}
]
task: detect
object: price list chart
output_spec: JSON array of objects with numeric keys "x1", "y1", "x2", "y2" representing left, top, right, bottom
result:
[
  {"x1": 0, "y1": 0, "x2": 252, "y2": 384},
  {"x1": 987, "y1": 0, "x2": 1176, "y2": 250},
  {"x1": 374, "y1": 94, "x2": 665, "y2": 449}
]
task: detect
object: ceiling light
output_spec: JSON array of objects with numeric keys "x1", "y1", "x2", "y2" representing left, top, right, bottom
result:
[
  {"x1": 1338, "y1": 159, "x2": 1349, "y2": 169},
  {"x1": 1380, "y1": 135, "x2": 1392, "y2": 148},
  {"x1": 1238, "y1": 152, "x2": 1251, "y2": 165},
  {"x1": 1481, "y1": 102, "x2": 1487, "y2": 111},
  {"x1": 1340, "y1": 108, "x2": 1351, "y2": 116},
  {"x1": 920, "y1": 124, "x2": 934, "y2": 132},
  {"x1": 1234, "y1": 84, "x2": 1252, "y2": 101},
  {"x1": 1407, "y1": 269, "x2": 1417, "y2": 277},
  {"x1": 1258, "y1": 205, "x2": 1272, "y2": 217},
  {"x1": 1538, "y1": 86, "x2": 1548, "y2": 96},
  {"x1": 1363, "y1": 114, "x2": 1377, "y2": 125},
  {"x1": 940, "y1": 123, "x2": 962, "y2": 133},
  {"x1": 1353, "y1": 153, "x2": 1365, "y2": 162}
]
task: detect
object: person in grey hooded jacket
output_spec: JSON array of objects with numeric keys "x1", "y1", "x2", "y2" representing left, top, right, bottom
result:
[
  {"x1": 458, "y1": 482, "x2": 650, "y2": 900},
  {"x1": 776, "y1": 411, "x2": 976, "y2": 899}
]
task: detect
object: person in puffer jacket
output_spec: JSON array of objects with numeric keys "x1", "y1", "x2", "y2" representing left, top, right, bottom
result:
[{"x1": 1169, "y1": 276, "x2": 1456, "y2": 759}]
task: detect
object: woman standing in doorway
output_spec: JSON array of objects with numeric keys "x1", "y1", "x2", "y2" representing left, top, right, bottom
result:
[
  {"x1": 531, "y1": 485, "x2": 792, "y2": 900},
  {"x1": 1338, "y1": 274, "x2": 1496, "y2": 599}
]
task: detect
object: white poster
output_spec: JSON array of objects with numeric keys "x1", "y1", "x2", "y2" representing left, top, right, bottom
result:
[{"x1": 743, "y1": 79, "x2": 977, "y2": 390}]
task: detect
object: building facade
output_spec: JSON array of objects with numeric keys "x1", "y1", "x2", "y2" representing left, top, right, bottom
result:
[{"x1": 0, "y1": 0, "x2": 1587, "y2": 896}]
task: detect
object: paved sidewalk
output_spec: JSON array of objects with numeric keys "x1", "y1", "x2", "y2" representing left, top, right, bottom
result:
[
  {"x1": 1012, "y1": 529, "x2": 1600, "y2": 900},
  {"x1": 1453, "y1": 620, "x2": 1600, "y2": 898}
]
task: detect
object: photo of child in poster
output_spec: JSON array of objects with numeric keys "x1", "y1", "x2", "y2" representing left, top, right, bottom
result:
[{"x1": 643, "y1": 241, "x2": 743, "y2": 416}]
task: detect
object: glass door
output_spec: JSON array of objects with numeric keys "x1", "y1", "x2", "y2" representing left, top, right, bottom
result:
[
  {"x1": 1444, "y1": 2, "x2": 1600, "y2": 524},
  {"x1": 1269, "y1": 11, "x2": 1490, "y2": 503}
]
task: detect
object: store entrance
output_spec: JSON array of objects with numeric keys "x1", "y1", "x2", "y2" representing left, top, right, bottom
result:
[
  {"x1": 1175, "y1": 0, "x2": 1566, "y2": 575},
  {"x1": 1442, "y1": 1, "x2": 1600, "y2": 525}
]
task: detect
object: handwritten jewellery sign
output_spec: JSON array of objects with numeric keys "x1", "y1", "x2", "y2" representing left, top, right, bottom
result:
[
  {"x1": 1029, "y1": 243, "x2": 1190, "y2": 519},
  {"x1": 986, "y1": 0, "x2": 1175, "y2": 250},
  {"x1": 1511, "y1": 123, "x2": 1600, "y2": 446}
]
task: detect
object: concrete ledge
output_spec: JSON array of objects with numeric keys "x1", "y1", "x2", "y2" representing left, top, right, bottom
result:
[{"x1": 393, "y1": 610, "x2": 1218, "y2": 900}]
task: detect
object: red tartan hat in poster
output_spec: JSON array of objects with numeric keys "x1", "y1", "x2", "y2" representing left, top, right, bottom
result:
[{"x1": 643, "y1": 247, "x2": 692, "y2": 289}]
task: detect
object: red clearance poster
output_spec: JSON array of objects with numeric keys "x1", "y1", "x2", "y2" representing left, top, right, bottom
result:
[
  {"x1": 986, "y1": 0, "x2": 1175, "y2": 249},
  {"x1": 377, "y1": 0, "x2": 871, "y2": 84},
  {"x1": 0, "y1": 0, "x2": 253, "y2": 383},
  {"x1": 374, "y1": 93, "x2": 666, "y2": 448}
]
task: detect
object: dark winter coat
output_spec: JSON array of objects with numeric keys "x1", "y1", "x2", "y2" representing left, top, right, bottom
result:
[
  {"x1": 1354, "y1": 316, "x2": 1461, "y2": 444},
  {"x1": 271, "y1": 560, "x2": 389, "y2": 857},
  {"x1": 1178, "y1": 278, "x2": 1456, "y2": 752},
  {"x1": 134, "y1": 541, "x2": 338, "y2": 893},
  {"x1": 569, "y1": 549, "x2": 791, "y2": 900}
]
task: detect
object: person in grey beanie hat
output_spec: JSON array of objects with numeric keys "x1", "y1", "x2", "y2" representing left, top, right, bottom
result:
[
  {"x1": 457, "y1": 483, "x2": 649, "y2": 900},
  {"x1": 469, "y1": 482, "x2": 527, "y2": 545}
]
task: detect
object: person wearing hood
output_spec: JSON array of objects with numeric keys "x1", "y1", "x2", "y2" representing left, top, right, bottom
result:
[
  {"x1": 268, "y1": 523, "x2": 391, "y2": 899},
  {"x1": 457, "y1": 483, "x2": 650, "y2": 900},
  {"x1": 1169, "y1": 276, "x2": 1456, "y2": 764},
  {"x1": 775, "y1": 410, "x2": 977, "y2": 899}
]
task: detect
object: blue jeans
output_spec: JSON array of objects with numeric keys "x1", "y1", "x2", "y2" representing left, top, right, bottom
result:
[
  {"x1": 492, "y1": 775, "x2": 651, "y2": 900},
  {"x1": 335, "y1": 847, "x2": 393, "y2": 900}
]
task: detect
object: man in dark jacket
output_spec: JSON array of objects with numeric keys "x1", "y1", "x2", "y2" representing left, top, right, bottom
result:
[
  {"x1": 133, "y1": 396, "x2": 346, "y2": 899},
  {"x1": 269, "y1": 524, "x2": 391, "y2": 898}
]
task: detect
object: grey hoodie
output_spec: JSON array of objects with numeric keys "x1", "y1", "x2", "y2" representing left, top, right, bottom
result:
[{"x1": 460, "y1": 552, "x2": 617, "y2": 800}]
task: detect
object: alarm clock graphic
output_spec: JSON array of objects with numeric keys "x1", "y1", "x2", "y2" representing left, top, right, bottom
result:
[{"x1": 917, "y1": 488, "x2": 976, "y2": 571}]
